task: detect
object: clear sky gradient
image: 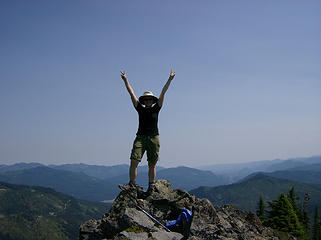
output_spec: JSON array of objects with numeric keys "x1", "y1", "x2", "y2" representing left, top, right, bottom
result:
[{"x1": 1, "y1": 0, "x2": 320, "y2": 167}]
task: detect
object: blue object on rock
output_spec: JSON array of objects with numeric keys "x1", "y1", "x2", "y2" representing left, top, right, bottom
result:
[{"x1": 166, "y1": 208, "x2": 193, "y2": 227}]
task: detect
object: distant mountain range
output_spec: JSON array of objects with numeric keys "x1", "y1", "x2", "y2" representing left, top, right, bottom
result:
[
  {"x1": 0, "y1": 162, "x2": 44, "y2": 173},
  {"x1": 158, "y1": 166, "x2": 226, "y2": 190},
  {"x1": 190, "y1": 173, "x2": 321, "y2": 213},
  {"x1": 197, "y1": 155, "x2": 321, "y2": 183},
  {"x1": 1, "y1": 155, "x2": 320, "y2": 206},
  {"x1": 2, "y1": 157, "x2": 321, "y2": 239},
  {"x1": 0, "y1": 166, "x2": 120, "y2": 202},
  {"x1": 251, "y1": 169, "x2": 321, "y2": 188},
  {"x1": 0, "y1": 162, "x2": 165, "y2": 180},
  {"x1": 49, "y1": 163, "x2": 165, "y2": 180},
  {"x1": 107, "y1": 166, "x2": 227, "y2": 190},
  {"x1": 0, "y1": 181, "x2": 109, "y2": 240},
  {"x1": 0, "y1": 164, "x2": 225, "y2": 201},
  {"x1": 0, "y1": 162, "x2": 130, "y2": 180},
  {"x1": 49, "y1": 163, "x2": 129, "y2": 179}
]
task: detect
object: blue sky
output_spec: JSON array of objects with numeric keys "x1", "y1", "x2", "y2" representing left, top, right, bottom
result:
[{"x1": 1, "y1": 0, "x2": 320, "y2": 167}]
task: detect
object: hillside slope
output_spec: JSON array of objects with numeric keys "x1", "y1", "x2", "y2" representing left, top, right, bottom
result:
[
  {"x1": 264, "y1": 170, "x2": 321, "y2": 187},
  {"x1": 0, "y1": 181, "x2": 109, "y2": 240},
  {"x1": 190, "y1": 173, "x2": 321, "y2": 212},
  {"x1": 0, "y1": 167, "x2": 119, "y2": 202}
]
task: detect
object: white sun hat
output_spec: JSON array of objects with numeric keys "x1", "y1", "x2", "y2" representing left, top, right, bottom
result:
[{"x1": 139, "y1": 91, "x2": 158, "y2": 104}]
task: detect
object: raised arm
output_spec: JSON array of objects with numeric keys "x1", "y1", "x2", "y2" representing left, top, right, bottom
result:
[
  {"x1": 158, "y1": 70, "x2": 175, "y2": 107},
  {"x1": 120, "y1": 70, "x2": 138, "y2": 108}
]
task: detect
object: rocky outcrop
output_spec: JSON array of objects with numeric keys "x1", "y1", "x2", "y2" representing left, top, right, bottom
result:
[{"x1": 79, "y1": 180, "x2": 296, "y2": 240}]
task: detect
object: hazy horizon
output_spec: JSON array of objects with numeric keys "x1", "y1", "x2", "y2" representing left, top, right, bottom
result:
[
  {"x1": 1, "y1": 1, "x2": 320, "y2": 167},
  {"x1": 2, "y1": 154, "x2": 321, "y2": 169}
]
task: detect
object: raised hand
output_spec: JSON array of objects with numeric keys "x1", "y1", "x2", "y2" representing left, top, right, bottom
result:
[
  {"x1": 120, "y1": 70, "x2": 138, "y2": 107},
  {"x1": 169, "y1": 69, "x2": 175, "y2": 79},
  {"x1": 120, "y1": 70, "x2": 127, "y2": 80},
  {"x1": 158, "y1": 70, "x2": 175, "y2": 107}
]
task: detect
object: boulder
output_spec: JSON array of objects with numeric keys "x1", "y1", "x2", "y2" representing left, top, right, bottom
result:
[{"x1": 79, "y1": 180, "x2": 295, "y2": 240}]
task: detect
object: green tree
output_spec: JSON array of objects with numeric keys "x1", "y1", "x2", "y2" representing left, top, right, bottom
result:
[
  {"x1": 288, "y1": 187, "x2": 301, "y2": 218},
  {"x1": 287, "y1": 187, "x2": 312, "y2": 239},
  {"x1": 301, "y1": 193, "x2": 311, "y2": 237},
  {"x1": 265, "y1": 193, "x2": 304, "y2": 237},
  {"x1": 256, "y1": 195, "x2": 266, "y2": 220},
  {"x1": 313, "y1": 206, "x2": 321, "y2": 240}
]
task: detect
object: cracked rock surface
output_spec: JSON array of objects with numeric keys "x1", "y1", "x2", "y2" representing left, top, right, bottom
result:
[{"x1": 79, "y1": 180, "x2": 296, "y2": 240}]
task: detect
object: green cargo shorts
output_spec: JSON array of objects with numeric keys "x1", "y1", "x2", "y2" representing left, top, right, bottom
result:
[{"x1": 130, "y1": 135, "x2": 160, "y2": 163}]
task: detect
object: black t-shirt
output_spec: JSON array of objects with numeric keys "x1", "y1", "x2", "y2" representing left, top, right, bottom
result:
[{"x1": 135, "y1": 102, "x2": 161, "y2": 136}]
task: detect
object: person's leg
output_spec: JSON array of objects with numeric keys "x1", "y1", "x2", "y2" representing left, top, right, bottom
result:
[
  {"x1": 146, "y1": 135, "x2": 160, "y2": 191},
  {"x1": 129, "y1": 159, "x2": 139, "y2": 184},
  {"x1": 129, "y1": 136, "x2": 145, "y2": 185},
  {"x1": 148, "y1": 161, "x2": 157, "y2": 183},
  {"x1": 147, "y1": 161, "x2": 157, "y2": 193}
]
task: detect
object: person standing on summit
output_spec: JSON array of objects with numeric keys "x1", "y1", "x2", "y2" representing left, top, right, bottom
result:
[{"x1": 120, "y1": 70, "x2": 175, "y2": 192}]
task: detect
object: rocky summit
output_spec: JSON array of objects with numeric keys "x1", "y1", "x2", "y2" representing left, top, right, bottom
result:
[{"x1": 79, "y1": 180, "x2": 296, "y2": 240}]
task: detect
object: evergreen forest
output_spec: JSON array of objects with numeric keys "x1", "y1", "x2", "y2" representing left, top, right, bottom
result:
[{"x1": 257, "y1": 187, "x2": 321, "y2": 240}]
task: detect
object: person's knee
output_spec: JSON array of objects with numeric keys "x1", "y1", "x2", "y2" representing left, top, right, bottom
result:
[
  {"x1": 130, "y1": 159, "x2": 140, "y2": 168},
  {"x1": 148, "y1": 160, "x2": 156, "y2": 166},
  {"x1": 147, "y1": 152, "x2": 159, "y2": 165}
]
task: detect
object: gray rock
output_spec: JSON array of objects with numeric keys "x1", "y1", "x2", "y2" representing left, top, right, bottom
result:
[
  {"x1": 79, "y1": 180, "x2": 296, "y2": 240},
  {"x1": 123, "y1": 207, "x2": 158, "y2": 231},
  {"x1": 118, "y1": 231, "x2": 149, "y2": 240},
  {"x1": 79, "y1": 219, "x2": 104, "y2": 240},
  {"x1": 150, "y1": 231, "x2": 183, "y2": 240}
]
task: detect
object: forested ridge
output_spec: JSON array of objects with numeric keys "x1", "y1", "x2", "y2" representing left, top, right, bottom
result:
[{"x1": 0, "y1": 181, "x2": 109, "y2": 240}]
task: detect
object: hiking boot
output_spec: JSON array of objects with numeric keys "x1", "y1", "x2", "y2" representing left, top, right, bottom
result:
[
  {"x1": 147, "y1": 183, "x2": 158, "y2": 194},
  {"x1": 118, "y1": 182, "x2": 140, "y2": 191},
  {"x1": 118, "y1": 182, "x2": 138, "y2": 190}
]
